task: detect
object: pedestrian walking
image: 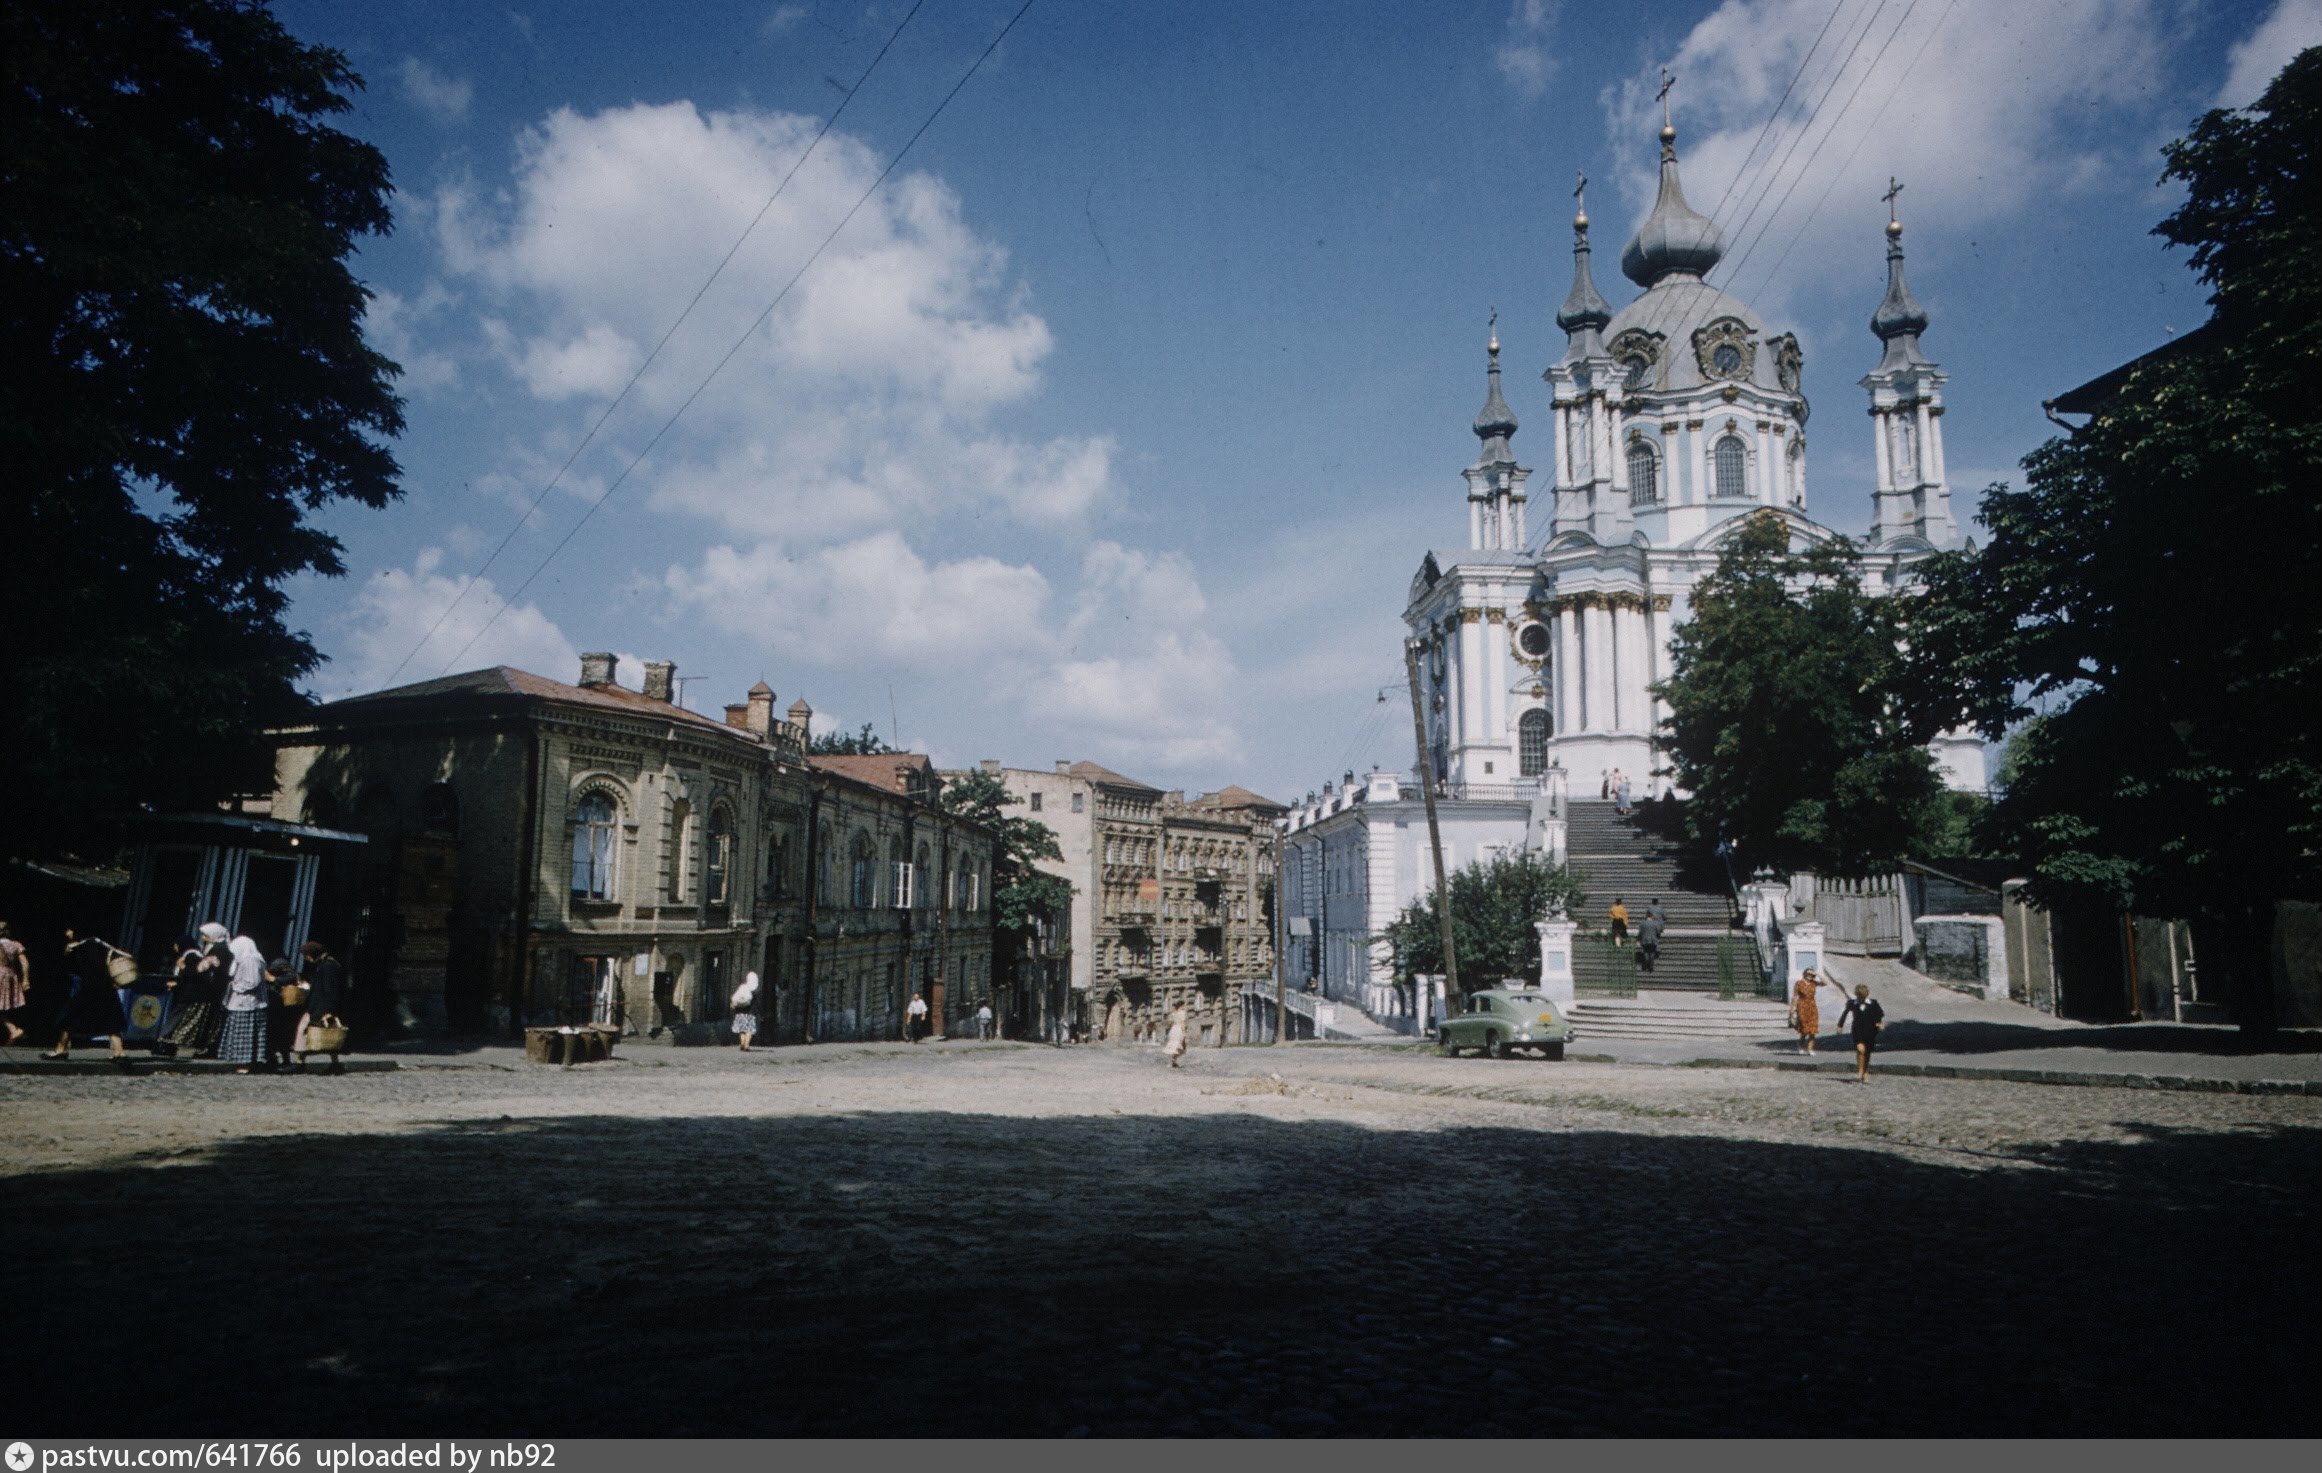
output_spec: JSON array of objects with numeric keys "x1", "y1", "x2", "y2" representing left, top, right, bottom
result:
[
  {"x1": 43, "y1": 931, "x2": 129, "y2": 1068},
  {"x1": 158, "y1": 923, "x2": 231, "y2": 1059},
  {"x1": 976, "y1": 1002, "x2": 994, "y2": 1040},
  {"x1": 730, "y1": 970, "x2": 760, "y2": 1052},
  {"x1": 1636, "y1": 900, "x2": 1665, "y2": 973},
  {"x1": 264, "y1": 957, "x2": 305, "y2": 1070},
  {"x1": 1163, "y1": 1001, "x2": 1190, "y2": 1068},
  {"x1": 1837, "y1": 982, "x2": 1885, "y2": 1082},
  {"x1": 1599, "y1": 769, "x2": 1611, "y2": 800},
  {"x1": 295, "y1": 940, "x2": 348, "y2": 1071},
  {"x1": 1790, "y1": 967, "x2": 1823, "y2": 1055},
  {"x1": 0, "y1": 920, "x2": 30, "y2": 1048},
  {"x1": 1614, "y1": 771, "x2": 1633, "y2": 817},
  {"x1": 217, "y1": 933, "x2": 269, "y2": 1072},
  {"x1": 905, "y1": 991, "x2": 929, "y2": 1043},
  {"x1": 1607, "y1": 897, "x2": 1630, "y2": 949}
]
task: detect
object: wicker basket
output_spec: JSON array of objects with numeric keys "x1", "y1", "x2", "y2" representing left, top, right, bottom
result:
[{"x1": 303, "y1": 1022, "x2": 349, "y2": 1054}]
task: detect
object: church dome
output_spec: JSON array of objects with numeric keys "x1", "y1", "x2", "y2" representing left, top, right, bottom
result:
[
  {"x1": 1602, "y1": 279, "x2": 1769, "y2": 392},
  {"x1": 1620, "y1": 125, "x2": 1726, "y2": 288}
]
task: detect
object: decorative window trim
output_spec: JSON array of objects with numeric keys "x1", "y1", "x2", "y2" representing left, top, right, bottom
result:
[{"x1": 1692, "y1": 317, "x2": 1756, "y2": 383}]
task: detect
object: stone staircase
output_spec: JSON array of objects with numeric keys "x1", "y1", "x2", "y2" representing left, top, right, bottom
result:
[
  {"x1": 1569, "y1": 992, "x2": 1794, "y2": 1041},
  {"x1": 1566, "y1": 799, "x2": 1756, "y2": 998}
]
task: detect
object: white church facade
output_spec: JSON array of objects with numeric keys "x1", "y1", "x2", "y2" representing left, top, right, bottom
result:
[{"x1": 1279, "y1": 116, "x2": 1984, "y2": 1023}]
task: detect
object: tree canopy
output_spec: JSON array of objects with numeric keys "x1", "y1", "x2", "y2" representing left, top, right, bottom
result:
[
  {"x1": 1655, "y1": 513, "x2": 1948, "y2": 877},
  {"x1": 939, "y1": 769, "x2": 1074, "y2": 935},
  {"x1": 1379, "y1": 850, "x2": 1585, "y2": 986},
  {"x1": 1898, "y1": 49, "x2": 2321, "y2": 952},
  {"x1": 809, "y1": 722, "x2": 898, "y2": 756},
  {"x1": 1, "y1": 0, "x2": 403, "y2": 860}
]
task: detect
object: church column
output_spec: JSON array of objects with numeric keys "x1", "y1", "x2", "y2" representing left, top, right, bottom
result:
[
  {"x1": 1583, "y1": 600, "x2": 1615, "y2": 733},
  {"x1": 1918, "y1": 400, "x2": 1941, "y2": 486},
  {"x1": 1469, "y1": 498, "x2": 1483, "y2": 549},
  {"x1": 1553, "y1": 405, "x2": 1572, "y2": 489},
  {"x1": 1687, "y1": 419, "x2": 1706, "y2": 505},
  {"x1": 1554, "y1": 603, "x2": 1580, "y2": 738},
  {"x1": 1872, "y1": 408, "x2": 1893, "y2": 491},
  {"x1": 1755, "y1": 420, "x2": 1776, "y2": 506},
  {"x1": 1485, "y1": 612, "x2": 1508, "y2": 771},
  {"x1": 1648, "y1": 594, "x2": 1675, "y2": 738},
  {"x1": 1459, "y1": 613, "x2": 1486, "y2": 770},
  {"x1": 1614, "y1": 599, "x2": 1648, "y2": 732}
]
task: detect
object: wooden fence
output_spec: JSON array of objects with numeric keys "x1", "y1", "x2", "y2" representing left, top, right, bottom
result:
[{"x1": 1791, "y1": 873, "x2": 1906, "y2": 956}]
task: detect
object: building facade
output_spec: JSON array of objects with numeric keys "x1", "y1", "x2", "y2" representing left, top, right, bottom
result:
[
  {"x1": 265, "y1": 655, "x2": 995, "y2": 1043},
  {"x1": 1283, "y1": 116, "x2": 1985, "y2": 1029}
]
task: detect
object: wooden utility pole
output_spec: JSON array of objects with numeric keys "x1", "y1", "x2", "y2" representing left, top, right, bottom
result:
[{"x1": 1404, "y1": 638, "x2": 1462, "y2": 1012}]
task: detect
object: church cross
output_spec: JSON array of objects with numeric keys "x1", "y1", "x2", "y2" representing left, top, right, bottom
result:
[
  {"x1": 1884, "y1": 176, "x2": 1904, "y2": 223},
  {"x1": 1574, "y1": 170, "x2": 1587, "y2": 212},
  {"x1": 1658, "y1": 68, "x2": 1675, "y2": 126}
]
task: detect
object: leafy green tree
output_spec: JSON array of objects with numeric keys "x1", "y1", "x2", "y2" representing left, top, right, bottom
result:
[
  {"x1": 1, "y1": 0, "x2": 402, "y2": 862},
  {"x1": 939, "y1": 767, "x2": 1074, "y2": 940},
  {"x1": 1898, "y1": 49, "x2": 2322, "y2": 1029},
  {"x1": 1379, "y1": 850, "x2": 1586, "y2": 986},
  {"x1": 1655, "y1": 512, "x2": 1946, "y2": 877},
  {"x1": 808, "y1": 722, "x2": 898, "y2": 755}
]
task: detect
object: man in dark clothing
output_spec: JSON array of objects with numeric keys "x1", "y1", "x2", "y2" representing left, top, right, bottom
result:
[
  {"x1": 299, "y1": 940, "x2": 350, "y2": 1070},
  {"x1": 1636, "y1": 899, "x2": 1666, "y2": 973}
]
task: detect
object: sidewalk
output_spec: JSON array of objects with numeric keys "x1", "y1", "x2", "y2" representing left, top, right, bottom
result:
[{"x1": 1571, "y1": 956, "x2": 2322, "y2": 1092}]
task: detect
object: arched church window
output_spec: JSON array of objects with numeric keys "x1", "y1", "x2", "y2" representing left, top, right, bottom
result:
[
  {"x1": 1627, "y1": 443, "x2": 1660, "y2": 507},
  {"x1": 1787, "y1": 441, "x2": 1805, "y2": 506},
  {"x1": 570, "y1": 792, "x2": 618, "y2": 901},
  {"x1": 1714, "y1": 436, "x2": 1747, "y2": 499},
  {"x1": 850, "y1": 834, "x2": 876, "y2": 909},
  {"x1": 1518, "y1": 709, "x2": 1551, "y2": 777}
]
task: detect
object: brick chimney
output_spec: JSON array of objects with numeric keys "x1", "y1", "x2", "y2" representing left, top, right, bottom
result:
[
  {"x1": 579, "y1": 652, "x2": 618, "y2": 687},
  {"x1": 787, "y1": 696, "x2": 812, "y2": 740},
  {"x1": 723, "y1": 703, "x2": 750, "y2": 729},
  {"x1": 746, "y1": 681, "x2": 775, "y2": 738},
  {"x1": 642, "y1": 661, "x2": 676, "y2": 703}
]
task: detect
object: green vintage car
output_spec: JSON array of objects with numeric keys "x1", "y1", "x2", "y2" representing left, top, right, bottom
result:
[{"x1": 1437, "y1": 987, "x2": 1575, "y2": 1060}]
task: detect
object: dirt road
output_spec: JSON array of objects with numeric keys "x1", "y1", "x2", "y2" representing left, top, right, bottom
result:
[{"x1": 2, "y1": 1041, "x2": 2313, "y2": 1436}]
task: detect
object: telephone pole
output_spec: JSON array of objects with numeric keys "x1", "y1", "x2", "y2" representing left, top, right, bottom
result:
[{"x1": 1403, "y1": 638, "x2": 1462, "y2": 1012}]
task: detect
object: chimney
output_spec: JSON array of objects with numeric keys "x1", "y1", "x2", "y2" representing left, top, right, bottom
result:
[
  {"x1": 579, "y1": 652, "x2": 617, "y2": 687},
  {"x1": 1054, "y1": 760, "x2": 1071, "y2": 774},
  {"x1": 979, "y1": 759, "x2": 1002, "y2": 775},
  {"x1": 643, "y1": 661, "x2": 676, "y2": 703},
  {"x1": 787, "y1": 697, "x2": 813, "y2": 739},
  {"x1": 746, "y1": 681, "x2": 775, "y2": 738},
  {"x1": 723, "y1": 703, "x2": 750, "y2": 729}
]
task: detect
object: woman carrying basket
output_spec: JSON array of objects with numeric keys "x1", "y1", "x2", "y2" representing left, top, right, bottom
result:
[{"x1": 295, "y1": 940, "x2": 350, "y2": 1072}]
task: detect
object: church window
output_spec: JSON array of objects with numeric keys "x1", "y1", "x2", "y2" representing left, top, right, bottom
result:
[
  {"x1": 570, "y1": 792, "x2": 618, "y2": 901},
  {"x1": 1519, "y1": 709, "x2": 1551, "y2": 776},
  {"x1": 1714, "y1": 436, "x2": 1747, "y2": 499},
  {"x1": 1627, "y1": 443, "x2": 1660, "y2": 506},
  {"x1": 1787, "y1": 442, "x2": 1806, "y2": 505},
  {"x1": 1518, "y1": 622, "x2": 1550, "y2": 657},
  {"x1": 1891, "y1": 415, "x2": 1919, "y2": 481},
  {"x1": 1712, "y1": 342, "x2": 1743, "y2": 378},
  {"x1": 850, "y1": 835, "x2": 875, "y2": 908},
  {"x1": 1621, "y1": 353, "x2": 1650, "y2": 390}
]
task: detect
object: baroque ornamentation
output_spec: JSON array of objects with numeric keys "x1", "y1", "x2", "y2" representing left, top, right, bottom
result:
[
  {"x1": 1771, "y1": 333, "x2": 1803, "y2": 394},
  {"x1": 1649, "y1": 594, "x2": 1674, "y2": 612},
  {"x1": 1542, "y1": 590, "x2": 1651, "y2": 616},
  {"x1": 1693, "y1": 317, "x2": 1755, "y2": 382},
  {"x1": 1608, "y1": 327, "x2": 1665, "y2": 391}
]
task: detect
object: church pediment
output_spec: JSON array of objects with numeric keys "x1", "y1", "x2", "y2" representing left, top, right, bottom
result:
[{"x1": 1681, "y1": 506, "x2": 1839, "y2": 555}]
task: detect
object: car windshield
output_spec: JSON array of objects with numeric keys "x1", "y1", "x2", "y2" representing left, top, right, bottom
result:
[{"x1": 1500, "y1": 994, "x2": 1549, "y2": 1006}]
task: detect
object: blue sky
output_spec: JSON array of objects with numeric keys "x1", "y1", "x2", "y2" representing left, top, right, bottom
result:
[{"x1": 273, "y1": 0, "x2": 2317, "y2": 803}]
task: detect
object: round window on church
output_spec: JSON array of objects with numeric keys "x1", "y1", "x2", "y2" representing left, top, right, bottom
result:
[
  {"x1": 1713, "y1": 343, "x2": 1743, "y2": 378},
  {"x1": 1518, "y1": 622, "x2": 1550, "y2": 658}
]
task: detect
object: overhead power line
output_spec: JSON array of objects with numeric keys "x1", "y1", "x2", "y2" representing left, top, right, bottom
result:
[
  {"x1": 1703, "y1": 0, "x2": 1853, "y2": 229},
  {"x1": 442, "y1": 0, "x2": 1042, "y2": 674},
  {"x1": 381, "y1": 0, "x2": 932, "y2": 686}
]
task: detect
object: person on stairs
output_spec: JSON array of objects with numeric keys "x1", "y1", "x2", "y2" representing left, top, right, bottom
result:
[
  {"x1": 1607, "y1": 897, "x2": 1630, "y2": 949},
  {"x1": 1637, "y1": 900, "x2": 1665, "y2": 973}
]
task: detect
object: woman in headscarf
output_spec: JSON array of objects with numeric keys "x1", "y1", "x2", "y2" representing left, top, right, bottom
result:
[
  {"x1": 156, "y1": 924, "x2": 230, "y2": 1059},
  {"x1": 217, "y1": 933, "x2": 270, "y2": 1072},
  {"x1": 43, "y1": 930, "x2": 130, "y2": 1068},
  {"x1": 730, "y1": 970, "x2": 761, "y2": 1053}
]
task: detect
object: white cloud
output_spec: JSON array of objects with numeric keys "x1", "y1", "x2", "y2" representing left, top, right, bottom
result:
[
  {"x1": 2218, "y1": 0, "x2": 2321, "y2": 107},
  {"x1": 763, "y1": 5, "x2": 810, "y2": 37},
  {"x1": 1496, "y1": 0, "x2": 1564, "y2": 99},
  {"x1": 427, "y1": 100, "x2": 1109, "y2": 533},
  {"x1": 364, "y1": 284, "x2": 461, "y2": 396},
  {"x1": 1603, "y1": 0, "x2": 2170, "y2": 317},
  {"x1": 327, "y1": 549, "x2": 579, "y2": 696},
  {"x1": 398, "y1": 57, "x2": 473, "y2": 124}
]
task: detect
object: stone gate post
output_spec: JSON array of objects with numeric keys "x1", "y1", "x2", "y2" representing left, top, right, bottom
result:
[{"x1": 1535, "y1": 918, "x2": 1578, "y2": 1006}]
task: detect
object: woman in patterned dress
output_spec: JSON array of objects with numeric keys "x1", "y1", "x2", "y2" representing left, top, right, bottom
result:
[
  {"x1": 156, "y1": 926, "x2": 229, "y2": 1058},
  {"x1": 0, "y1": 920, "x2": 29, "y2": 1047},
  {"x1": 730, "y1": 971, "x2": 760, "y2": 1052},
  {"x1": 1791, "y1": 967, "x2": 1823, "y2": 1056},
  {"x1": 218, "y1": 934, "x2": 270, "y2": 1071}
]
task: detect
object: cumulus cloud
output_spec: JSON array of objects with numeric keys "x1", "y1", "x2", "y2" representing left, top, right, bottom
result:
[
  {"x1": 364, "y1": 284, "x2": 461, "y2": 396},
  {"x1": 2218, "y1": 0, "x2": 2321, "y2": 107},
  {"x1": 326, "y1": 549, "x2": 579, "y2": 697},
  {"x1": 424, "y1": 102, "x2": 1103, "y2": 530},
  {"x1": 398, "y1": 57, "x2": 473, "y2": 123},
  {"x1": 1496, "y1": 0, "x2": 1564, "y2": 99},
  {"x1": 1603, "y1": 0, "x2": 2170, "y2": 318}
]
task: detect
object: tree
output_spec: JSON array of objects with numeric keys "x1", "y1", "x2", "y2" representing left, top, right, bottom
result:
[
  {"x1": 1, "y1": 0, "x2": 403, "y2": 862},
  {"x1": 1379, "y1": 850, "x2": 1585, "y2": 986},
  {"x1": 939, "y1": 771, "x2": 1075, "y2": 1028},
  {"x1": 1897, "y1": 49, "x2": 2322, "y2": 1030},
  {"x1": 809, "y1": 722, "x2": 898, "y2": 755},
  {"x1": 1655, "y1": 512, "x2": 1947, "y2": 877}
]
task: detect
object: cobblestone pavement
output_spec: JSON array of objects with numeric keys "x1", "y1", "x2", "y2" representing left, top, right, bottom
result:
[{"x1": 2, "y1": 1040, "x2": 2314, "y2": 1437}]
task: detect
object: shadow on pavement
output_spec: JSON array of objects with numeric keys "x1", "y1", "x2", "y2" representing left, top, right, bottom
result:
[
  {"x1": 1851, "y1": 1018, "x2": 2322, "y2": 1059},
  {"x1": 2, "y1": 1109, "x2": 2312, "y2": 1437}
]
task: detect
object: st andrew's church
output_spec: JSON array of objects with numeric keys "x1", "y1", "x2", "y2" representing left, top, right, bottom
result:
[{"x1": 1276, "y1": 113, "x2": 1986, "y2": 1025}]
